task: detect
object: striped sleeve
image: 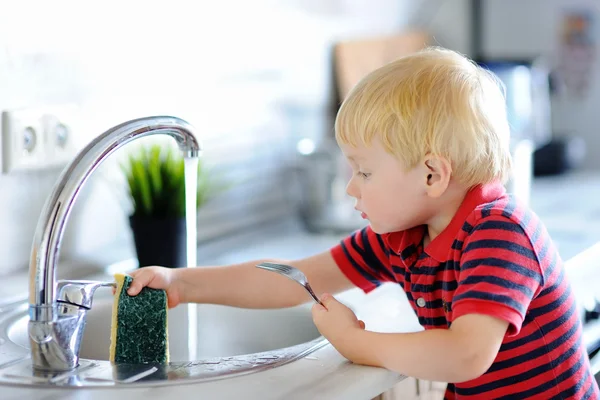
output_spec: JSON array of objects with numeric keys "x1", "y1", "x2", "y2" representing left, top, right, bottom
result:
[
  {"x1": 330, "y1": 226, "x2": 396, "y2": 293},
  {"x1": 453, "y1": 216, "x2": 543, "y2": 336}
]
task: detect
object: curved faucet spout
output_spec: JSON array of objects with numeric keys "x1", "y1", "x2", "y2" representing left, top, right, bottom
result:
[{"x1": 28, "y1": 116, "x2": 201, "y2": 370}]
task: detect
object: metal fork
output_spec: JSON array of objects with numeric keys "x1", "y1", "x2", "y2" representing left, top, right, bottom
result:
[{"x1": 256, "y1": 262, "x2": 324, "y2": 306}]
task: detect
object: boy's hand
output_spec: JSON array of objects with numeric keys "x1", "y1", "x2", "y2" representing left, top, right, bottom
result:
[
  {"x1": 311, "y1": 293, "x2": 366, "y2": 346},
  {"x1": 124, "y1": 266, "x2": 184, "y2": 309}
]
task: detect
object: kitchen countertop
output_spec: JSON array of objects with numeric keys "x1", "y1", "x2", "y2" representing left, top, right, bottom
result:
[{"x1": 2, "y1": 218, "x2": 600, "y2": 399}]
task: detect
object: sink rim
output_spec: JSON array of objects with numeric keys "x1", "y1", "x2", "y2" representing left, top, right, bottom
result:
[
  {"x1": 0, "y1": 300, "x2": 330, "y2": 388},
  {"x1": 8, "y1": 294, "x2": 323, "y2": 360}
]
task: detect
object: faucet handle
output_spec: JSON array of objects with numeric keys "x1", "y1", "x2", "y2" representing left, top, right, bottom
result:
[{"x1": 56, "y1": 280, "x2": 116, "y2": 309}]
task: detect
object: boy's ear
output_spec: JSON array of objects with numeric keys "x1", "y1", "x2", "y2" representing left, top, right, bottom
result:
[{"x1": 423, "y1": 154, "x2": 452, "y2": 198}]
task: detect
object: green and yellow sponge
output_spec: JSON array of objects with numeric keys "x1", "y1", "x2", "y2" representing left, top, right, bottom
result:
[{"x1": 109, "y1": 273, "x2": 170, "y2": 364}]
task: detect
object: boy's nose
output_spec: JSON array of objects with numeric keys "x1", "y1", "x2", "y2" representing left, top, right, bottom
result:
[{"x1": 346, "y1": 178, "x2": 360, "y2": 199}]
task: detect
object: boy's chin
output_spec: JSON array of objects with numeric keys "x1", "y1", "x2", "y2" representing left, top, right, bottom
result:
[
  {"x1": 368, "y1": 222, "x2": 392, "y2": 235},
  {"x1": 369, "y1": 221, "x2": 410, "y2": 234}
]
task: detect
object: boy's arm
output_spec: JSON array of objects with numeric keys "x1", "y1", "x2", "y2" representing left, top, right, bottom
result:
[
  {"x1": 183, "y1": 225, "x2": 393, "y2": 308},
  {"x1": 177, "y1": 249, "x2": 355, "y2": 308},
  {"x1": 321, "y1": 307, "x2": 509, "y2": 383}
]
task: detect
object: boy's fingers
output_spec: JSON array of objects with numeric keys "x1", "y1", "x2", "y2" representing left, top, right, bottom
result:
[
  {"x1": 127, "y1": 271, "x2": 152, "y2": 295},
  {"x1": 312, "y1": 303, "x2": 327, "y2": 314},
  {"x1": 319, "y1": 293, "x2": 336, "y2": 309},
  {"x1": 127, "y1": 282, "x2": 141, "y2": 295}
]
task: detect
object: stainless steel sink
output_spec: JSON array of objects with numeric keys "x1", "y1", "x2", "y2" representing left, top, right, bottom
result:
[{"x1": 0, "y1": 287, "x2": 328, "y2": 387}]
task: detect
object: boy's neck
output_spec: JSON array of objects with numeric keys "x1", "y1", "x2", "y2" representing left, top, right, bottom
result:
[{"x1": 424, "y1": 184, "x2": 469, "y2": 246}]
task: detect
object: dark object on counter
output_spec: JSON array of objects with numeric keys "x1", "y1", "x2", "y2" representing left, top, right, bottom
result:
[
  {"x1": 584, "y1": 297, "x2": 600, "y2": 324},
  {"x1": 533, "y1": 136, "x2": 586, "y2": 176},
  {"x1": 129, "y1": 216, "x2": 187, "y2": 268}
]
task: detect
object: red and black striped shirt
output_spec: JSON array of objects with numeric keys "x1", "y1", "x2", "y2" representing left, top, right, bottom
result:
[{"x1": 331, "y1": 182, "x2": 599, "y2": 399}]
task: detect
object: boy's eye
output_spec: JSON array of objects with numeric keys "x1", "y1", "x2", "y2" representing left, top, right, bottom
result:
[{"x1": 357, "y1": 171, "x2": 371, "y2": 179}]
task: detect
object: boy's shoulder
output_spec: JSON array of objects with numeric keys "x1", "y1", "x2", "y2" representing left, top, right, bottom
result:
[
  {"x1": 463, "y1": 193, "x2": 552, "y2": 262},
  {"x1": 468, "y1": 193, "x2": 540, "y2": 233}
]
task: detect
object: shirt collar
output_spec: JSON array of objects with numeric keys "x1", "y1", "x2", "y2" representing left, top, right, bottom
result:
[{"x1": 384, "y1": 181, "x2": 507, "y2": 263}]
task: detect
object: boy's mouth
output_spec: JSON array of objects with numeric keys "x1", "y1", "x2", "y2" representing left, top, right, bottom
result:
[{"x1": 355, "y1": 207, "x2": 368, "y2": 219}]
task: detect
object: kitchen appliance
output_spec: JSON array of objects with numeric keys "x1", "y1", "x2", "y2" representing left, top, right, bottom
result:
[
  {"x1": 477, "y1": 58, "x2": 553, "y2": 148},
  {"x1": 477, "y1": 58, "x2": 554, "y2": 204},
  {"x1": 292, "y1": 137, "x2": 365, "y2": 234}
]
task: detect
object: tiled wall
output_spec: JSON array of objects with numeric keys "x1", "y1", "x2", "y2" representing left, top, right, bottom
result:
[{"x1": 0, "y1": 0, "x2": 467, "y2": 275}]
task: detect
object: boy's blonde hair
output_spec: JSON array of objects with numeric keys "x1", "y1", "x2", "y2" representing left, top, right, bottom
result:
[{"x1": 335, "y1": 47, "x2": 512, "y2": 187}]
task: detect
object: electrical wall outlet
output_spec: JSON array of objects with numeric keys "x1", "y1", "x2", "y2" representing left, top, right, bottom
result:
[
  {"x1": 2, "y1": 108, "x2": 46, "y2": 173},
  {"x1": 2, "y1": 105, "x2": 82, "y2": 174},
  {"x1": 43, "y1": 105, "x2": 82, "y2": 168}
]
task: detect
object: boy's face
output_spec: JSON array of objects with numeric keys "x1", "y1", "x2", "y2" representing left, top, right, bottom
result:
[{"x1": 340, "y1": 139, "x2": 432, "y2": 234}]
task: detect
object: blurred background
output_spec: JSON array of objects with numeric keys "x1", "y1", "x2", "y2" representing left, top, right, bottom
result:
[{"x1": 0, "y1": 0, "x2": 598, "y2": 277}]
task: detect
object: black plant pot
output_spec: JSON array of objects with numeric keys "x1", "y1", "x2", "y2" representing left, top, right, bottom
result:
[{"x1": 129, "y1": 215, "x2": 187, "y2": 268}]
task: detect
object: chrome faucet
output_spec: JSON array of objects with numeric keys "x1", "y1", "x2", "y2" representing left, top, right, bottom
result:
[{"x1": 28, "y1": 116, "x2": 201, "y2": 371}]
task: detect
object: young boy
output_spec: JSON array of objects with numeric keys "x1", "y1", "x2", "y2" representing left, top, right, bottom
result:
[{"x1": 127, "y1": 48, "x2": 599, "y2": 399}]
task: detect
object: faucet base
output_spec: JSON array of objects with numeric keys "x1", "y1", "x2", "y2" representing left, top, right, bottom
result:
[{"x1": 28, "y1": 310, "x2": 86, "y2": 371}]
